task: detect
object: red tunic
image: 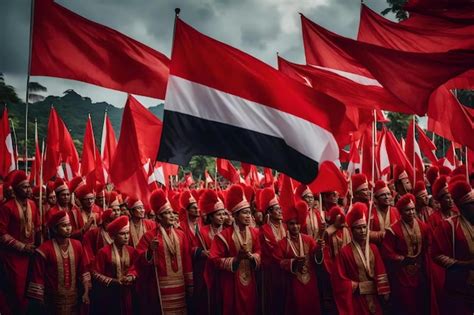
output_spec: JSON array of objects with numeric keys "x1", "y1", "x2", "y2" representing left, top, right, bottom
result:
[
  {"x1": 273, "y1": 234, "x2": 321, "y2": 315},
  {"x1": 92, "y1": 244, "x2": 137, "y2": 315},
  {"x1": 367, "y1": 206, "x2": 400, "y2": 246},
  {"x1": 324, "y1": 225, "x2": 352, "y2": 272},
  {"x1": 209, "y1": 226, "x2": 261, "y2": 315},
  {"x1": 417, "y1": 205, "x2": 434, "y2": 223},
  {"x1": 0, "y1": 198, "x2": 39, "y2": 314},
  {"x1": 332, "y1": 243, "x2": 390, "y2": 315},
  {"x1": 82, "y1": 227, "x2": 113, "y2": 266},
  {"x1": 432, "y1": 215, "x2": 474, "y2": 315},
  {"x1": 132, "y1": 226, "x2": 193, "y2": 314},
  {"x1": 302, "y1": 208, "x2": 324, "y2": 240},
  {"x1": 47, "y1": 205, "x2": 85, "y2": 239},
  {"x1": 26, "y1": 238, "x2": 91, "y2": 315},
  {"x1": 381, "y1": 219, "x2": 436, "y2": 315},
  {"x1": 128, "y1": 219, "x2": 156, "y2": 248}
]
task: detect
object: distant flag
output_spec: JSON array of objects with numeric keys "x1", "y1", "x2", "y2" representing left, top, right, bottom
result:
[{"x1": 0, "y1": 108, "x2": 16, "y2": 177}]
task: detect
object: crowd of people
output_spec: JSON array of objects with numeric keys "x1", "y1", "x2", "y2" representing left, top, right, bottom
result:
[{"x1": 0, "y1": 164, "x2": 473, "y2": 315}]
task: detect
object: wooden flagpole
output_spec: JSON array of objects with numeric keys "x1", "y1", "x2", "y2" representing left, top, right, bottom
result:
[
  {"x1": 412, "y1": 115, "x2": 416, "y2": 185},
  {"x1": 38, "y1": 139, "x2": 45, "y2": 243},
  {"x1": 365, "y1": 109, "x2": 376, "y2": 266}
]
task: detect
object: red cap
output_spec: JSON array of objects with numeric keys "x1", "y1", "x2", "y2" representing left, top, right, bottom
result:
[
  {"x1": 439, "y1": 166, "x2": 452, "y2": 176},
  {"x1": 396, "y1": 193, "x2": 416, "y2": 212},
  {"x1": 126, "y1": 197, "x2": 143, "y2": 210},
  {"x1": 68, "y1": 176, "x2": 85, "y2": 193},
  {"x1": 393, "y1": 165, "x2": 408, "y2": 181},
  {"x1": 75, "y1": 184, "x2": 94, "y2": 200},
  {"x1": 413, "y1": 181, "x2": 428, "y2": 198},
  {"x1": 282, "y1": 200, "x2": 307, "y2": 225},
  {"x1": 10, "y1": 170, "x2": 29, "y2": 189},
  {"x1": 48, "y1": 210, "x2": 70, "y2": 228},
  {"x1": 101, "y1": 209, "x2": 114, "y2": 222},
  {"x1": 374, "y1": 180, "x2": 390, "y2": 197},
  {"x1": 225, "y1": 185, "x2": 250, "y2": 213},
  {"x1": 243, "y1": 185, "x2": 255, "y2": 204},
  {"x1": 199, "y1": 189, "x2": 225, "y2": 216},
  {"x1": 170, "y1": 193, "x2": 182, "y2": 213},
  {"x1": 180, "y1": 190, "x2": 197, "y2": 210},
  {"x1": 150, "y1": 189, "x2": 172, "y2": 214},
  {"x1": 54, "y1": 178, "x2": 69, "y2": 193},
  {"x1": 347, "y1": 202, "x2": 367, "y2": 227},
  {"x1": 295, "y1": 184, "x2": 312, "y2": 198},
  {"x1": 46, "y1": 181, "x2": 56, "y2": 197},
  {"x1": 449, "y1": 180, "x2": 473, "y2": 207},
  {"x1": 32, "y1": 185, "x2": 46, "y2": 197},
  {"x1": 95, "y1": 182, "x2": 105, "y2": 195},
  {"x1": 449, "y1": 174, "x2": 467, "y2": 185},
  {"x1": 107, "y1": 216, "x2": 129, "y2": 237},
  {"x1": 426, "y1": 166, "x2": 439, "y2": 186},
  {"x1": 105, "y1": 191, "x2": 120, "y2": 207},
  {"x1": 432, "y1": 176, "x2": 449, "y2": 201},
  {"x1": 351, "y1": 174, "x2": 368, "y2": 192},
  {"x1": 452, "y1": 165, "x2": 467, "y2": 177},
  {"x1": 259, "y1": 188, "x2": 279, "y2": 212},
  {"x1": 327, "y1": 206, "x2": 345, "y2": 225}
]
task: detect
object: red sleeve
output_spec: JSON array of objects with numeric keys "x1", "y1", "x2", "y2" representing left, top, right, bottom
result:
[
  {"x1": 273, "y1": 239, "x2": 293, "y2": 273},
  {"x1": 381, "y1": 228, "x2": 404, "y2": 263},
  {"x1": 0, "y1": 203, "x2": 26, "y2": 252},
  {"x1": 92, "y1": 247, "x2": 114, "y2": 286},
  {"x1": 251, "y1": 228, "x2": 261, "y2": 268},
  {"x1": 180, "y1": 231, "x2": 194, "y2": 288},
  {"x1": 26, "y1": 248, "x2": 47, "y2": 302},
  {"x1": 372, "y1": 245, "x2": 390, "y2": 295},
  {"x1": 431, "y1": 220, "x2": 457, "y2": 268},
  {"x1": 209, "y1": 233, "x2": 236, "y2": 272},
  {"x1": 331, "y1": 247, "x2": 356, "y2": 315}
]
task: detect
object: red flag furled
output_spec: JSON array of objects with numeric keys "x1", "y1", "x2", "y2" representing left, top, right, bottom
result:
[
  {"x1": 110, "y1": 95, "x2": 163, "y2": 207},
  {"x1": 100, "y1": 112, "x2": 117, "y2": 177},
  {"x1": 216, "y1": 158, "x2": 240, "y2": 183},
  {"x1": 301, "y1": 15, "x2": 474, "y2": 115},
  {"x1": 158, "y1": 18, "x2": 349, "y2": 185},
  {"x1": 415, "y1": 124, "x2": 438, "y2": 163},
  {"x1": 59, "y1": 117, "x2": 80, "y2": 180},
  {"x1": 262, "y1": 167, "x2": 274, "y2": 187},
  {"x1": 384, "y1": 129, "x2": 415, "y2": 181},
  {"x1": 31, "y1": 0, "x2": 170, "y2": 99},
  {"x1": 0, "y1": 108, "x2": 16, "y2": 178},
  {"x1": 43, "y1": 107, "x2": 61, "y2": 181},
  {"x1": 81, "y1": 116, "x2": 96, "y2": 177}
]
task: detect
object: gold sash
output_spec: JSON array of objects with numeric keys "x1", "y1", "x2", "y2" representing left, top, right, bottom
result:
[
  {"x1": 351, "y1": 242, "x2": 377, "y2": 314},
  {"x1": 287, "y1": 234, "x2": 311, "y2": 284},
  {"x1": 111, "y1": 243, "x2": 130, "y2": 279},
  {"x1": 232, "y1": 225, "x2": 253, "y2": 286},
  {"x1": 15, "y1": 199, "x2": 33, "y2": 240}
]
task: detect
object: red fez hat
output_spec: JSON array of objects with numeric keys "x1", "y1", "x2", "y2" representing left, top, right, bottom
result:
[
  {"x1": 282, "y1": 200, "x2": 307, "y2": 225},
  {"x1": 180, "y1": 190, "x2": 197, "y2": 210},
  {"x1": 101, "y1": 209, "x2": 114, "y2": 222},
  {"x1": 150, "y1": 189, "x2": 172, "y2": 214},
  {"x1": 432, "y1": 176, "x2": 449, "y2": 201},
  {"x1": 226, "y1": 185, "x2": 250, "y2": 213},
  {"x1": 105, "y1": 191, "x2": 120, "y2": 207},
  {"x1": 374, "y1": 180, "x2": 390, "y2": 197},
  {"x1": 439, "y1": 166, "x2": 452, "y2": 176},
  {"x1": 32, "y1": 185, "x2": 46, "y2": 197},
  {"x1": 48, "y1": 210, "x2": 70, "y2": 228},
  {"x1": 254, "y1": 189, "x2": 263, "y2": 213},
  {"x1": 452, "y1": 165, "x2": 467, "y2": 177},
  {"x1": 449, "y1": 181, "x2": 473, "y2": 207},
  {"x1": 95, "y1": 182, "x2": 105, "y2": 195},
  {"x1": 413, "y1": 181, "x2": 428, "y2": 198},
  {"x1": 54, "y1": 178, "x2": 69, "y2": 193},
  {"x1": 75, "y1": 184, "x2": 94, "y2": 200},
  {"x1": 347, "y1": 202, "x2": 367, "y2": 227},
  {"x1": 10, "y1": 170, "x2": 29, "y2": 188},
  {"x1": 259, "y1": 188, "x2": 279, "y2": 212},
  {"x1": 46, "y1": 181, "x2": 56, "y2": 196},
  {"x1": 170, "y1": 193, "x2": 182, "y2": 213},
  {"x1": 68, "y1": 176, "x2": 85, "y2": 193},
  {"x1": 107, "y1": 216, "x2": 129, "y2": 237},
  {"x1": 449, "y1": 174, "x2": 467, "y2": 185},
  {"x1": 351, "y1": 174, "x2": 368, "y2": 192},
  {"x1": 199, "y1": 189, "x2": 225, "y2": 216},
  {"x1": 126, "y1": 197, "x2": 143, "y2": 210},
  {"x1": 426, "y1": 166, "x2": 439, "y2": 186},
  {"x1": 396, "y1": 193, "x2": 416, "y2": 212},
  {"x1": 327, "y1": 206, "x2": 345, "y2": 225},
  {"x1": 243, "y1": 185, "x2": 255, "y2": 204},
  {"x1": 393, "y1": 165, "x2": 409, "y2": 181},
  {"x1": 295, "y1": 184, "x2": 312, "y2": 198}
]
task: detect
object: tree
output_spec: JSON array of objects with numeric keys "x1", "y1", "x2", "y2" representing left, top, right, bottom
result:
[
  {"x1": 382, "y1": 0, "x2": 408, "y2": 21},
  {"x1": 0, "y1": 73, "x2": 21, "y2": 104},
  {"x1": 28, "y1": 82, "x2": 47, "y2": 103},
  {"x1": 385, "y1": 112, "x2": 413, "y2": 140}
]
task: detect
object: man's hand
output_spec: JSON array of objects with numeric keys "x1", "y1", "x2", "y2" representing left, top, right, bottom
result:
[
  {"x1": 201, "y1": 250, "x2": 210, "y2": 258},
  {"x1": 149, "y1": 238, "x2": 159, "y2": 252},
  {"x1": 82, "y1": 292, "x2": 90, "y2": 305},
  {"x1": 120, "y1": 275, "x2": 135, "y2": 286},
  {"x1": 23, "y1": 244, "x2": 36, "y2": 255}
]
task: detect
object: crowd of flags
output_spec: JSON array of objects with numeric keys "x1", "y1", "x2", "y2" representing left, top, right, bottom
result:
[{"x1": 1, "y1": 0, "x2": 473, "y2": 194}]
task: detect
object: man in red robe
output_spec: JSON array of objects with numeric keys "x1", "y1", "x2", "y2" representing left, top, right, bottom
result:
[
  {"x1": 413, "y1": 181, "x2": 434, "y2": 223},
  {"x1": 381, "y1": 194, "x2": 435, "y2": 315},
  {"x1": 258, "y1": 188, "x2": 286, "y2": 315},
  {"x1": 127, "y1": 197, "x2": 156, "y2": 248},
  {"x1": 368, "y1": 180, "x2": 400, "y2": 246},
  {"x1": 74, "y1": 185, "x2": 102, "y2": 237},
  {"x1": 92, "y1": 216, "x2": 137, "y2": 315},
  {"x1": 351, "y1": 173, "x2": 370, "y2": 206},
  {"x1": 179, "y1": 190, "x2": 203, "y2": 254},
  {"x1": 432, "y1": 180, "x2": 474, "y2": 315},
  {"x1": 274, "y1": 199, "x2": 323, "y2": 315},
  {"x1": 26, "y1": 210, "x2": 91, "y2": 314},
  {"x1": 133, "y1": 189, "x2": 193, "y2": 314},
  {"x1": 295, "y1": 184, "x2": 324, "y2": 240},
  {"x1": 83, "y1": 209, "x2": 118, "y2": 265},
  {"x1": 324, "y1": 206, "x2": 351, "y2": 266},
  {"x1": 428, "y1": 176, "x2": 457, "y2": 230},
  {"x1": 0, "y1": 170, "x2": 40, "y2": 314},
  {"x1": 209, "y1": 184, "x2": 262, "y2": 315},
  {"x1": 332, "y1": 202, "x2": 390, "y2": 315}
]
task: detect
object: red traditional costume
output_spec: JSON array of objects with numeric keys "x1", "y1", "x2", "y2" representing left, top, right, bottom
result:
[
  {"x1": 0, "y1": 171, "x2": 40, "y2": 314},
  {"x1": 127, "y1": 198, "x2": 156, "y2": 248},
  {"x1": 133, "y1": 189, "x2": 193, "y2": 314},
  {"x1": 324, "y1": 206, "x2": 351, "y2": 266},
  {"x1": 295, "y1": 185, "x2": 324, "y2": 239},
  {"x1": 179, "y1": 190, "x2": 203, "y2": 256},
  {"x1": 209, "y1": 185, "x2": 262, "y2": 315},
  {"x1": 413, "y1": 181, "x2": 434, "y2": 223},
  {"x1": 92, "y1": 216, "x2": 137, "y2": 315},
  {"x1": 26, "y1": 211, "x2": 91, "y2": 315},
  {"x1": 83, "y1": 209, "x2": 115, "y2": 265}
]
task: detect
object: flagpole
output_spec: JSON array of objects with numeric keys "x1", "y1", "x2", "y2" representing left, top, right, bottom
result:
[
  {"x1": 34, "y1": 119, "x2": 38, "y2": 185},
  {"x1": 10, "y1": 118, "x2": 20, "y2": 170},
  {"x1": 365, "y1": 109, "x2": 376, "y2": 266},
  {"x1": 412, "y1": 115, "x2": 416, "y2": 185},
  {"x1": 465, "y1": 146, "x2": 469, "y2": 179},
  {"x1": 24, "y1": 0, "x2": 37, "y2": 173},
  {"x1": 38, "y1": 139, "x2": 45, "y2": 243}
]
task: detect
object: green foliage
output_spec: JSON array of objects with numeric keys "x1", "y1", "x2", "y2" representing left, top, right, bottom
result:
[
  {"x1": 385, "y1": 112, "x2": 413, "y2": 140},
  {"x1": 382, "y1": 0, "x2": 408, "y2": 21},
  {"x1": 0, "y1": 73, "x2": 21, "y2": 104}
]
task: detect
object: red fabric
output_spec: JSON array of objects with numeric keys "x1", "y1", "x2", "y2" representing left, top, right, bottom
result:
[
  {"x1": 92, "y1": 244, "x2": 137, "y2": 315},
  {"x1": 273, "y1": 235, "x2": 321, "y2": 315},
  {"x1": 82, "y1": 227, "x2": 112, "y2": 265},
  {"x1": 81, "y1": 116, "x2": 96, "y2": 177},
  {"x1": 367, "y1": 206, "x2": 401, "y2": 246},
  {"x1": 209, "y1": 226, "x2": 261, "y2": 315},
  {"x1": 100, "y1": 112, "x2": 117, "y2": 179},
  {"x1": 405, "y1": 120, "x2": 425, "y2": 184},
  {"x1": 31, "y1": 0, "x2": 169, "y2": 99},
  {"x1": 216, "y1": 158, "x2": 240, "y2": 183},
  {"x1": 308, "y1": 160, "x2": 348, "y2": 196},
  {"x1": 262, "y1": 168, "x2": 274, "y2": 187},
  {"x1": 0, "y1": 109, "x2": 16, "y2": 178},
  {"x1": 416, "y1": 124, "x2": 438, "y2": 163},
  {"x1": 384, "y1": 129, "x2": 415, "y2": 182},
  {"x1": 31, "y1": 123, "x2": 42, "y2": 186},
  {"x1": 110, "y1": 95, "x2": 162, "y2": 209},
  {"x1": 301, "y1": 15, "x2": 474, "y2": 115}
]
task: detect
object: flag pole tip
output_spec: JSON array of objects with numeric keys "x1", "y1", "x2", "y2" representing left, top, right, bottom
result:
[{"x1": 175, "y1": 8, "x2": 181, "y2": 16}]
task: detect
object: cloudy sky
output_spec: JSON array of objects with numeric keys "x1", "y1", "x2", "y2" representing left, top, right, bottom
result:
[{"x1": 1, "y1": 0, "x2": 394, "y2": 108}]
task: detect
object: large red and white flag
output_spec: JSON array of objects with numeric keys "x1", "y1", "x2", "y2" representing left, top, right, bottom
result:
[
  {"x1": 0, "y1": 108, "x2": 16, "y2": 178},
  {"x1": 158, "y1": 19, "x2": 348, "y2": 185},
  {"x1": 31, "y1": 0, "x2": 169, "y2": 99},
  {"x1": 100, "y1": 112, "x2": 117, "y2": 182}
]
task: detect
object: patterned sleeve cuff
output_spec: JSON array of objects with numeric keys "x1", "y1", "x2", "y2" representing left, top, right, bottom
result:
[
  {"x1": 434, "y1": 255, "x2": 456, "y2": 268},
  {"x1": 376, "y1": 273, "x2": 390, "y2": 295},
  {"x1": 92, "y1": 271, "x2": 113, "y2": 287},
  {"x1": 0, "y1": 234, "x2": 25, "y2": 252},
  {"x1": 26, "y1": 282, "x2": 44, "y2": 301},
  {"x1": 82, "y1": 272, "x2": 92, "y2": 289}
]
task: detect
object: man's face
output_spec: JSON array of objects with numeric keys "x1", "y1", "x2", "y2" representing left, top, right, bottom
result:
[
  {"x1": 14, "y1": 182, "x2": 32, "y2": 200},
  {"x1": 400, "y1": 204, "x2": 416, "y2": 224},
  {"x1": 223, "y1": 211, "x2": 234, "y2": 226},
  {"x1": 111, "y1": 205, "x2": 121, "y2": 219},
  {"x1": 401, "y1": 178, "x2": 413, "y2": 192},
  {"x1": 416, "y1": 194, "x2": 429, "y2": 207},
  {"x1": 80, "y1": 195, "x2": 95, "y2": 211},
  {"x1": 55, "y1": 222, "x2": 72, "y2": 238},
  {"x1": 131, "y1": 206, "x2": 145, "y2": 219},
  {"x1": 375, "y1": 191, "x2": 392, "y2": 208},
  {"x1": 211, "y1": 209, "x2": 225, "y2": 226},
  {"x1": 234, "y1": 208, "x2": 252, "y2": 226},
  {"x1": 254, "y1": 212, "x2": 264, "y2": 225},
  {"x1": 269, "y1": 205, "x2": 283, "y2": 221},
  {"x1": 148, "y1": 210, "x2": 156, "y2": 221},
  {"x1": 303, "y1": 193, "x2": 315, "y2": 208},
  {"x1": 95, "y1": 196, "x2": 105, "y2": 207},
  {"x1": 439, "y1": 193, "x2": 454, "y2": 211},
  {"x1": 58, "y1": 190, "x2": 71, "y2": 207},
  {"x1": 115, "y1": 230, "x2": 130, "y2": 246},
  {"x1": 287, "y1": 219, "x2": 301, "y2": 236},
  {"x1": 47, "y1": 194, "x2": 57, "y2": 205},
  {"x1": 158, "y1": 209, "x2": 174, "y2": 227},
  {"x1": 351, "y1": 224, "x2": 367, "y2": 243},
  {"x1": 355, "y1": 188, "x2": 370, "y2": 202},
  {"x1": 323, "y1": 192, "x2": 339, "y2": 207},
  {"x1": 187, "y1": 203, "x2": 200, "y2": 218}
]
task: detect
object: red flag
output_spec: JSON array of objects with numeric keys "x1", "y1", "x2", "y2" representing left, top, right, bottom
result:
[
  {"x1": 405, "y1": 119, "x2": 425, "y2": 183},
  {"x1": 444, "y1": 141, "x2": 459, "y2": 170},
  {"x1": 262, "y1": 168, "x2": 274, "y2": 187},
  {"x1": 31, "y1": 121, "x2": 42, "y2": 185},
  {"x1": 279, "y1": 173, "x2": 295, "y2": 212},
  {"x1": 59, "y1": 117, "x2": 80, "y2": 180},
  {"x1": 301, "y1": 15, "x2": 474, "y2": 115},
  {"x1": 385, "y1": 129, "x2": 414, "y2": 181},
  {"x1": 309, "y1": 161, "x2": 348, "y2": 196},
  {"x1": 31, "y1": 0, "x2": 170, "y2": 99},
  {"x1": 415, "y1": 124, "x2": 438, "y2": 163},
  {"x1": 110, "y1": 95, "x2": 163, "y2": 207},
  {"x1": 216, "y1": 158, "x2": 240, "y2": 183},
  {"x1": 378, "y1": 129, "x2": 390, "y2": 176},
  {"x1": 0, "y1": 108, "x2": 16, "y2": 178},
  {"x1": 100, "y1": 112, "x2": 117, "y2": 179},
  {"x1": 347, "y1": 141, "x2": 361, "y2": 175},
  {"x1": 81, "y1": 116, "x2": 96, "y2": 177},
  {"x1": 43, "y1": 108, "x2": 61, "y2": 181}
]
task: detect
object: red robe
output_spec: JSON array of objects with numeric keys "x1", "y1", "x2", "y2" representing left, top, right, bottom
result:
[
  {"x1": 367, "y1": 206, "x2": 400, "y2": 245},
  {"x1": 92, "y1": 244, "x2": 137, "y2": 315},
  {"x1": 432, "y1": 215, "x2": 474, "y2": 315},
  {"x1": 47, "y1": 205, "x2": 85, "y2": 239},
  {"x1": 416, "y1": 205, "x2": 434, "y2": 223},
  {"x1": 273, "y1": 234, "x2": 322, "y2": 315},
  {"x1": 82, "y1": 227, "x2": 113, "y2": 266},
  {"x1": 302, "y1": 208, "x2": 324, "y2": 240},
  {"x1": 259, "y1": 222, "x2": 286, "y2": 315},
  {"x1": 128, "y1": 218, "x2": 156, "y2": 248},
  {"x1": 332, "y1": 242, "x2": 390, "y2": 315},
  {"x1": 132, "y1": 226, "x2": 193, "y2": 314},
  {"x1": 209, "y1": 225, "x2": 261, "y2": 315},
  {"x1": 0, "y1": 198, "x2": 39, "y2": 314},
  {"x1": 324, "y1": 225, "x2": 352, "y2": 272},
  {"x1": 26, "y1": 238, "x2": 91, "y2": 315},
  {"x1": 381, "y1": 219, "x2": 436, "y2": 315}
]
